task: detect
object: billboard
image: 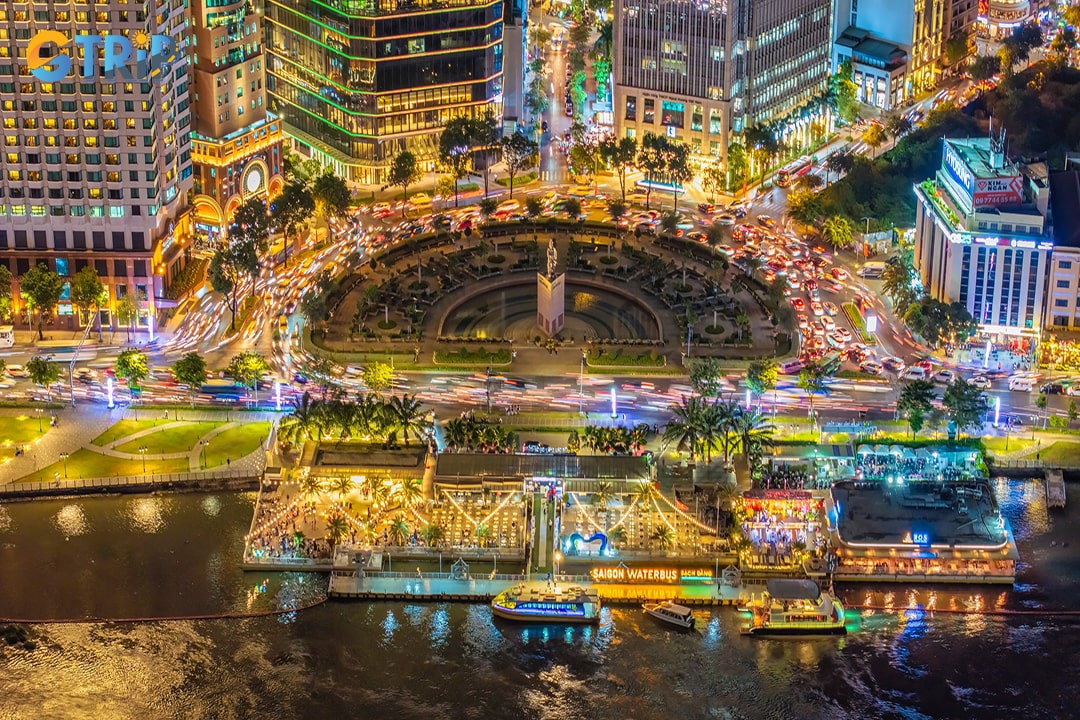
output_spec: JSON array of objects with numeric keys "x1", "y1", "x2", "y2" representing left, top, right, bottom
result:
[
  {"x1": 942, "y1": 143, "x2": 975, "y2": 198},
  {"x1": 972, "y1": 175, "x2": 1023, "y2": 207}
]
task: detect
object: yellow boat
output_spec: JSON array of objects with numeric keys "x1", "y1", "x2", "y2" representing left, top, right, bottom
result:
[{"x1": 491, "y1": 584, "x2": 601, "y2": 624}]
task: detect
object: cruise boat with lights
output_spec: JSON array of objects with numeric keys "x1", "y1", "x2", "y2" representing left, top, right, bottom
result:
[
  {"x1": 740, "y1": 579, "x2": 846, "y2": 636},
  {"x1": 643, "y1": 601, "x2": 695, "y2": 629},
  {"x1": 491, "y1": 583, "x2": 601, "y2": 623}
]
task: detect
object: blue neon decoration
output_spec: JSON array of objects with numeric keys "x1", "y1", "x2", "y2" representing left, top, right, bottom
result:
[{"x1": 567, "y1": 532, "x2": 608, "y2": 555}]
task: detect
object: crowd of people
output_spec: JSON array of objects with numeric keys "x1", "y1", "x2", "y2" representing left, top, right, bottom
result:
[
  {"x1": 756, "y1": 470, "x2": 826, "y2": 490},
  {"x1": 245, "y1": 496, "x2": 333, "y2": 562}
]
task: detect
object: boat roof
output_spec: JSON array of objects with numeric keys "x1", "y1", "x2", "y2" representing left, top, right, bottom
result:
[
  {"x1": 658, "y1": 603, "x2": 692, "y2": 618},
  {"x1": 766, "y1": 579, "x2": 822, "y2": 600}
]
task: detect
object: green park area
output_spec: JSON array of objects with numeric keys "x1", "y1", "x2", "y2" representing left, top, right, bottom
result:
[
  {"x1": 201, "y1": 422, "x2": 271, "y2": 468},
  {"x1": 1035, "y1": 441, "x2": 1080, "y2": 466},
  {"x1": 114, "y1": 421, "x2": 227, "y2": 455},
  {"x1": 91, "y1": 419, "x2": 176, "y2": 447},
  {"x1": 0, "y1": 415, "x2": 50, "y2": 461},
  {"x1": 25, "y1": 449, "x2": 191, "y2": 483}
]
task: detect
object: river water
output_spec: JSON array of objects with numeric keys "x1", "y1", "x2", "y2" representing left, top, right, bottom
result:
[{"x1": 1, "y1": 481, "x2": 1080, "y2": 720}]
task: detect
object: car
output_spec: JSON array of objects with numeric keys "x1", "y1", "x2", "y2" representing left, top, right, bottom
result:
[
  {"x1": 882, "y1": 356, "x2": 905, "y2": 372},
  {"x1": 1041, "y1": 382, "x2": 1065, "y2": 395},
  {"x1": 822, "y1": 301, "x2": 839, "y2": 317},
  {"x1": 791, "y1": 297, "x2": 805, "y2": 311},
  {"x1": 821, "y1": 315, "x2": 836, "y2": 331},
  {"x1": 787, "y1": 275, "x2": 800, "y2": 289},
  {"x1": 522, "y1": 440, "x2": 551, "y2": 454},
  {"x1": 564, "y1": 103, "x2": 573, "y2": 116},
  {"x1": 971, "y1": 375, "x2": 992, "y2": 390},
  {"x1": 835, "y1": 327, "x2": 852, "y2": 342},
  {"x1": 831, "y1": 267, "x2": 849, "y2": 281},
  {"x1": 698, "y1": 203, "x2": 717, "y2": 215},
  {"x1": 408, "y1": 192, "x2": 432, "y2": 208},
  {"x1": 933, "y1": 369, "x2": 956, "y2": 385},
  {"x1": 797, "y1": 314, "x2": 809, "y2": 329},
  {"x1": 811, "y1": 321, "x2": 825, "y2": 336},
  {"x1": 779, "y1": 360, "x2": 804, "y2": 374},
  {"x1": 811, "y1": 301, "x2": 825, "y2": 317},
  {"x1": 757, "y1": 215, "x2": 776, "y2": 228},
  {"x1": 1008, "y1": 376, "x2": 1034, "y2": 392},
  {"x1": 860, "y1": 360, "x2": 883, "y2": 375},
  {"x1": 5, "y1": 364, "x2": 27, "y2": 378},
  {"x1": 715, "y1": 214, "x2": 736, "y2": 225},
  {"x1": 901, "y1": 366, "x2": 926, "y2": 381},
  {"x1": 826, "y1": 333, "x2": 846, "y2": 349}
]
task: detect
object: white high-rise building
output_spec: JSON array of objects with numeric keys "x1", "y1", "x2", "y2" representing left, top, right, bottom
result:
[{"x1": 0, "y1": 0, "x2": 193, "y2": 334}]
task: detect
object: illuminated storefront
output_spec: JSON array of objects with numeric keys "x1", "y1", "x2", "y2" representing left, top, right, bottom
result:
[
  {"x1": 734, "y1": 490, "x2": 825, "y2": 568},
  {"x1": 978, "y1": 0, "x2": 1033, "y2": 38}
]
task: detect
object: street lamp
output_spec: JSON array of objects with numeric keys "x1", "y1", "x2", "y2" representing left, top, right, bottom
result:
[
  {"x1": 35, "y1": 407, "x2": 42, "y2": 433},
  {"x1": 579, "y1": 351, "x2": 586, "y2": 417},
  {"x1": 139, "y1": 445, "x2": 148, "y2": 474},
  {"x1": 60, "y1": 451, "x2": 69, "y2": 478},
  {"x1": 554, "y1": 551, "x2": 562, "y2": 582},
  {"x1": 199, "y1": 440, "x2": 208, "y2": 469}
]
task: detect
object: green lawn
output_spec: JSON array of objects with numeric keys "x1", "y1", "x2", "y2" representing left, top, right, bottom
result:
[
  {"x1": 982, "y1": 437, "x2": 1035, "y2": 454},
  {"x1": 1036, "y1": 441, "x2": 1080, "y2": 465},
  {"x1": 0, "y1": 415, "x2": 50, "y2": 462},
  {"x1": 114, "y1": 421, "x2": 226, "y2": 455},
  {"x1": 91, "y1": 419, "x2": 176, "y2": 446},
  {"x1": 20, "y1": 448, "x2": 190, "y2": 483},
  {"x1": 202, "y1": 422, "x2": 271, "y2": 468}
]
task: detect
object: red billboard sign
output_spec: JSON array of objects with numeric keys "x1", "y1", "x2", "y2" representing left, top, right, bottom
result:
[{"x1": 972, "y1": 175, "x2": 1023, "y2": 207}]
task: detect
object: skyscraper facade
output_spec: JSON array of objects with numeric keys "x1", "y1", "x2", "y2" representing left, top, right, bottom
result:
[
  {"x1": 189, "y1": 0, "x2": 284, "y2": 242},
  {"x1": 0, "y1": 0, "x2": 192, "y2": 333},
  {"x1": 613, "y1": 0, "x2": 831, "y2": 170},
  {"x1": 264, "y1": 0, "x2": 506, "y2": 185}
]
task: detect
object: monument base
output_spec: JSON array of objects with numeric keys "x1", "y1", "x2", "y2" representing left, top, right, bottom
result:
[{"x1": 537, "y1": 272, "x2": 566, "y2": 337}]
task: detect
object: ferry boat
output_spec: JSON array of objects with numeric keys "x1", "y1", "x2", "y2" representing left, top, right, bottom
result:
[
  {"x1": 740, "y1": 579, "x2": 846, "y2": 636},
  {"x1": 643, "y1": 601, "x2": 695, "y2": 630},
  {"x1": 491, "y1": 583, "x2": 601, "y2": 624}
]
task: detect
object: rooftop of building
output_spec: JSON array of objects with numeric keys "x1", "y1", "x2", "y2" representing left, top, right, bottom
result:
[
  {"x1": 831, "y1": 479, "x2": 1015, "y2": 554},
  {"x1": 944, "y1": 136, "x2": 1021, "y2": 180},
  {"x1": 835, "y1": 26, "x2": 908, "y2": 70},
  {"x1": 1050, "y1": 171, "x2": 1080, "y2": 249},
  {"x1": 436, "y1": 453, "x2": 650, "y2": 482}
]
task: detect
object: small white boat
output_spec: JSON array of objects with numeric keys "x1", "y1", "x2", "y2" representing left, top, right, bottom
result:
[
  {"x1": 643, "y1": 601, "x2": 695, "y2": 629},
  {"x1": 491, "y1": 584, "x2": 601, "y2": 624}
]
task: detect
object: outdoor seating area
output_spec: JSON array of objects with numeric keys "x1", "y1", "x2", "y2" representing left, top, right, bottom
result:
[
  {"x1": 428, "y1": 490, "x2": 527, "y2": 549},
  {"x1": 764, "y1": 444, "x2": 856, "y2": 489},
  {"x1": 560, "y1": 492, "x2": 718, "y2": 556},
  {"x1": 734, "y1": 490, "x2": 824, "y2": 568},
  {"x1": 855, "y1": 445, "x2": 980, "y2": 482}
]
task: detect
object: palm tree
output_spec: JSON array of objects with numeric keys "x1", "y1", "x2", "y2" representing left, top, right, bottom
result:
[
  {"x1": 630, "y1": 423, "x2": 650, "y2": 453},
  {"x1": 388, "y1": 516, "x2": 410, "y2": 546},
  {"x1": 292, "y1": 529, "x2": 306, "y2": 554},
  {"x1": 821, "y1": 215, "x2": 854, "y2": 252},
  {"x1": 663, "y1": 396, "x2": 706, "y2": 461},
  {"x1": 325, "y1": 514, "x2": 349, "y2": 553},
  {"x1": 353, "y1": 392, "x2": 383, "y2": 440},
  {"x1": 367, "y1": 476, "x2": 390, "y2": 509},
  {"x1": 420, "y1": 523, "x2": 445, "y2": 548},
  {"x1": 732, "y1": 407, "x2": 776, "y2": 473},
  {"x1": 635, "y1": 479, "x2": 660, "y2": 510},
  {"x1": 607, "y1": 526, "x2": 627, "y2": 549},
  {"x1": 444, "y1": 417, "x2": 468, "y2": 450},
  {"x1": 651, "y1": 525, "x2": 676, "y2": 551},
  {"x1": 387, "y1": 393, "x2": 428, "y2": 445},
  {"x1": 299, "y1": 473, "x2": 325, "y2": 498},
  {"x1": 329, "y1": 475, "x2": 354, "y2": 501},
  {"x1": 592, "y1": 481, "x2": 614, "y2": 529},
  {"x1": 394, "y1": 477, "x2": 423, "y2": 510},
  {"x1": 279, "y1": 391, "x2": 320, "y2": 448},
  {"x1": 475, "y1": 522, "x2": 492, "y2": 547}
]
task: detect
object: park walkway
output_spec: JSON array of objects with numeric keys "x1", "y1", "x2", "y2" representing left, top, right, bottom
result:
[{"x1": 0, "y1": 406, "x2": 278, "y2": 486}]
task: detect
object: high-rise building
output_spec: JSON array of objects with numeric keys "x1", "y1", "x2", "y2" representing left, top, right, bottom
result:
[
  {"x1": 832, "y1": 0, "x2": 975, "y2": 110},
  {"x1": 264, "y1": 0, "x2": 506, "y2": 185},
  {"x1": 0, "y1": 0, "x2": 193, "y2": 335},
  {"x1": 188, "y1": 0, "x2": 284, "y2": 243},
  {"x1": 613, "y1": 0, "x2": 832, "y2": 171},
  {"x1": 979, "y1": 0, "x2": 1033, "y2": 38},
  {"x1": 914, "y1": 135, "x2": 1051, "y2": 340},
  {"x1": 1045, "y1": 170, "x2": 1080, "y2": 330}
]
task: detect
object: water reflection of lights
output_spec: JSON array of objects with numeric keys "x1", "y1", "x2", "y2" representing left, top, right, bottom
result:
[
  {"x1": 201, "y1": 495, "x2": 221, "y2": 517},
  {"x1": 430, "y1": 607, "x2": 450, "y2": 648},
  {"x1": 703, "y1": 615, "x2": 722, "y2": 646},
  {"x1": 53, "y1": 504, "x2": 89, "y2": 537},
  {"x1": 127, "y1": 497, "x2": 165, "y2": 533},
  {"x1": 382, "y1": 610, "x2": 399, "y2": 640},
  {"x1": 246, "y1": 578, "x2": 270, "y2": 609},
  {"x1": 0, "y1": 504, "x2": 11, "y2": 532}
]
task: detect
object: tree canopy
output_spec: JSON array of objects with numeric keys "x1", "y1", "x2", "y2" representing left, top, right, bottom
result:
[{"x1": 20, "y1": 263, "x2": 64, "y2": 340}]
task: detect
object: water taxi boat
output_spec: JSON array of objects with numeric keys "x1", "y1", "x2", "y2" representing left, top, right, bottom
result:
[
  {"x1": 740, "y1": 579, "x2": 846, "y2": 636},
  {"x1": 643, "y1": 601, "x2": 695, "y2": 629},
  {"x1": 491, "y1": 583, "x2": 601, "y2": 623}
]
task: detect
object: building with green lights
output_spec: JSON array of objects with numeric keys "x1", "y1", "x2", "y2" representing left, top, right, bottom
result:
[{"x1": 265, "y1": 0, "x2": 505, "y2": 185}]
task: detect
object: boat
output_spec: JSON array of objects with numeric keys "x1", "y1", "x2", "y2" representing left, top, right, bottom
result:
[
  {"x1": 491, "y1": 583, "x2": 601, "y2": 624},
  {"x1": 740, "y1": 579, "x2": 846, "y2": 636},
  {"x1": 643, "y1": 601, "x2": 695, "y2": 629}
]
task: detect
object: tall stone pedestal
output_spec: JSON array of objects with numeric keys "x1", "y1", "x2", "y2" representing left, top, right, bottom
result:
[{"x1": 537, "y1": 272, "x2": 565, "y2": 337}]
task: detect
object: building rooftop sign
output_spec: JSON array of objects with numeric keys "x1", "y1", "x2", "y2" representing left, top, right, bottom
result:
[{"x1": 942, "y1": 138, "x2": 1024, "y2": 209}]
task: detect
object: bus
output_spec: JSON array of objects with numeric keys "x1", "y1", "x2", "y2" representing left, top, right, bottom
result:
[
  {"x1": 820, "y1": 351, "x2": 844, "y2": 375},
  {"x1": 776, "y1": 157, "x2": 813, "y2": 187},
  {"x1": 198, "y1": 380, "x2": 248, "y2": 403},
  {"x1": 35, "y1": 339, "x2": 97, "y2": 362}
]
